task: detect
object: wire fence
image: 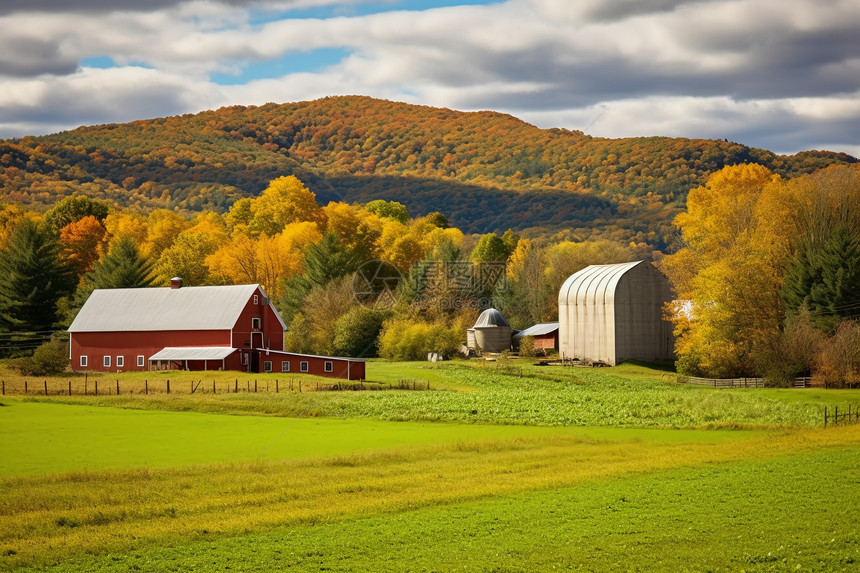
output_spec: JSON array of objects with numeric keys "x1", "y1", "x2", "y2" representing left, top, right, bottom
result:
[
  {"x1": 0, "y1": 377, "x2": 431, "y2": 396},
  {"x1": 823, "y1": 404, "x2": 860, "y2": 428}
]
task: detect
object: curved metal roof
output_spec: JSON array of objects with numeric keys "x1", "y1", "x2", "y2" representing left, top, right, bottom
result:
[
  {"x1": 472, "y1": 308, "x2": 510, "y2": 328},
  {"x1": 559, "y1": 261, "x2": 644, "y2": 307}
]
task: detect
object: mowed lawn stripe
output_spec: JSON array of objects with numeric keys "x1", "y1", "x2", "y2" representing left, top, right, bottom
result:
[
  {"x1": 1, "y1": 424, "x2": 858, "y2": 570},
  {"x1": 0, "y1": 400, "x2": 579, "y2": 477}
]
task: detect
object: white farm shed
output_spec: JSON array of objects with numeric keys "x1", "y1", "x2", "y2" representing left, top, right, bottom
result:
[{"x1": 558, "y1": 261, "x2": 673, "y2": 365}]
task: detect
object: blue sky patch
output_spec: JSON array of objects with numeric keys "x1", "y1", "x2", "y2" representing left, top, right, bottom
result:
[
  {"x1": 249, "y1": 0, "x2": 498, "y2": 25},
  {"x1": 80, "y1": 56, "x2": 116, "y2": 69},
  {"x1": 210, "y1": 47, "x2": 352, "y2": 85}
]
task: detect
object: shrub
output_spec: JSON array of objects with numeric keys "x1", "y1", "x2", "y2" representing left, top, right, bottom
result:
[
  {"x1": 15, "y1": 338, "x2": 69, "y2": 376},
  {"x1": 518, "y1": 336, "x2": 536, "y2": 358},
  {"x1": 332, "y1": 307, "x2": 391, "y2": 357},
  {"x1": 378, "y1": 318, "x2": 461, "y2": 361}
]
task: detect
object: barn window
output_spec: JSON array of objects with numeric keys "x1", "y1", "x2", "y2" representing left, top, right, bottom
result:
[
  {"x1": 252, "y1": 317, "x2": 261, "y2": 330},
  {"x1": 80, "y1": 355, "x2": 88, "y2": 368},
  {"x1": 281, "y1": 361, "x2": 290, "y2": 372},
  {"x1": 324, "y1": 361, "x2": 333, "y2": 372},
  {"x1": 116, "y1": 356, "x2": 124, "y2": 368},
  {"x1": 264, "y1": 361, "x2": 272, "y2": 372},
  {"x1": 137, "y1": 355, "x2": 145, "y2": 367},
  {"x1": 300, "y1": 361, "x2": 309, "y2": 372},
  {"x1": 103, "y1": 356, "x2": 111, "y2": 368},
  {"x1": 254, "y1": 294, "x2": 259, "y2": 305}
]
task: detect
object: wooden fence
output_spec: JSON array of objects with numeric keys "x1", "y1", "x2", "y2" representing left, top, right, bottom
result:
[
  {"x1": 672, "y1": 376, "x2": 813, "y2": 388},
  {"x1": 0, "y1": 377, "x2": 430, "y2": 397}
]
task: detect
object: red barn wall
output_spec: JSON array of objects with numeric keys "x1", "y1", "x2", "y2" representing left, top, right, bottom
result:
[
  {"x1": 231, "y1": 287, "x2": 285, "y2": 351},
  {"x1": 71, "y1": 330, "x2": 232, "y2": 373},
  {"x1": 262, "y1": 353, "x2": 365, "y2": 380}
]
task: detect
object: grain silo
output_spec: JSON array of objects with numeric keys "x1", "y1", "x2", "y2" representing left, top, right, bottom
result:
[
  {"x1": 558, "y1": 261, "x2": 673, "y2": 365},
  {"x1": 467, "y1": 308, "x2": 512, "y2": 353}
]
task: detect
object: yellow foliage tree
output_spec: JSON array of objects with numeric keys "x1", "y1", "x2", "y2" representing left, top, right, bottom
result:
[
  {"x1": 143, "y1": 209, "x2": 188, "y2": 260},
  {"x1": 321, "y1": 201, "x2": 382, "y2": 259},
  {"x1": 247, "y1": 176, "x2": 322, "y2": 236}
]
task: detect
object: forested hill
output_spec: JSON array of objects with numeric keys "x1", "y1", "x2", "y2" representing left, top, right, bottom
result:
[{"x1": 1, "y1": 96, "x2": 855, "y2": 246}]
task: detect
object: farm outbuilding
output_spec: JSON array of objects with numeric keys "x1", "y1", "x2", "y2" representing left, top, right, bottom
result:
[
  {"x1": 467, "y1": 308, "x2": 512, "y2": 353},
  {"x1": 513, "y1": 322, "x2": 559, "y2": 353},
  {"x1": 558, "y1": 261, "x2": 673, "y2": 365},
  {"x1": 68, "y1": 280, "x2": 365, "y2": 380}
]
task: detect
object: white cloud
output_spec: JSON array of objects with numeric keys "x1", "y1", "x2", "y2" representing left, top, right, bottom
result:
[{"x1": 0, "y1": 0, "x2": 858, "y2": 157}]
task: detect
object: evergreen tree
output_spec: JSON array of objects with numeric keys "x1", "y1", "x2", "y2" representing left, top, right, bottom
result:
[
  {"x1": 277, "y1": 234, "x2": 364, "y2": 323},
  {"x1": 62, "y1": 236, "x2": 156, "y2": 326},
  {"x1": 86, "y1": 236, "x2": 155, "y2": 290},
  {"x1": 0, "y1": 219, "x2": 73, "y2": 332},
  {"x1": 782, "y1": 227, "x2": 860, "y2": 330}
]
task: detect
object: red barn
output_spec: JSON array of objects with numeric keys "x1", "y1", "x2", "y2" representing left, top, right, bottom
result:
[
  {"x1": 513, "y1": 322, "x2": 559, "y2": 353},
  {"x1": 68, "y1": 281, "x2": 286, "y2": 373},
  {"x1": 68, "y1": 280, "x2": 366, "y2": 379}
]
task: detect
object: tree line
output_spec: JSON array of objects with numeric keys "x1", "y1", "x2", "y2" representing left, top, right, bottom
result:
[{"x1": 1, "y1": 162, "x2": 857, "y2": 385}]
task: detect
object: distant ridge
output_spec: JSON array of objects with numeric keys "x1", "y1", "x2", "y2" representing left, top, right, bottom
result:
[{"x1": 1, "y1": 96, "x2": 855, "y2": 247}]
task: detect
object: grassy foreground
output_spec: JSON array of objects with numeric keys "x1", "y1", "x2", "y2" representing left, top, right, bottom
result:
[
  {"x1": 21, "y1": 446, "x2": 859, "y2": 573},
  {"x1": 2, "y1": 420, "x2": 858, "y2": 571},
  {"x1": 1, "y1": 361, "x2": 857, "y2": 571}
]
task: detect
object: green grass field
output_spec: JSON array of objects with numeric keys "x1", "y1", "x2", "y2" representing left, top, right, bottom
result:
[{"x1": 1, "y1": 360, "x2": 858, "y2": 571}]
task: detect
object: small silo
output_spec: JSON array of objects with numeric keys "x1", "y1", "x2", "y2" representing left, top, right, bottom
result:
[{"x1": 469, "y1": 308, "x2": 512, "y2": 353}]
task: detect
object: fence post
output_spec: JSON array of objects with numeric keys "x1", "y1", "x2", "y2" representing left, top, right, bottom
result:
[
  {"x1": 68, "y1": 380, "x2": 71, "y2": 396},
  {"x1": 167, "y1": 379, "x2": 170, "y2": 394},
  {"x1": 145, "y1": 380, "x2": 148, "y2": 395},
  {"x1": 116, "y1": 380, "x2": 120, "y2": 395},
  {"x1": 299, "y1": 380, "x2": 302, "y2": 393},
  {"x1": 24, "y1": 380, "x2": 27, "y2": 394},
  {"x1": 824, "y1": 406, "x2": 828, "y2": 428},
  {"x1": 44, "y1": 380, "x2": 48, "y2": 395},
  {"x1": 255, "y1": 380, "x2": 257, "y2": 393},
  {"x1": 235, "y1": 379, "x2": 238, "y2": 393},
  {"x1": 276, "y1": 379, "x2": 279, "y2": 393},
  {"x1": 95, "y1": 380, "x2": 98, "y2": 396},
  {"x1": 213, "y1": 380, "x2": 216, "y2": 394}
]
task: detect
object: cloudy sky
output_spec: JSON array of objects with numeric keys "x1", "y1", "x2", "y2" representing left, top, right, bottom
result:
[{"x1": 1, "y1": 0, "x2": 858, "y2": 156}]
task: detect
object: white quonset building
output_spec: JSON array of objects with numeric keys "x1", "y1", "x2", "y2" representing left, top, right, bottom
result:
[{"x1": 558, "y1": 261, "x2": 673, "y2": 366}]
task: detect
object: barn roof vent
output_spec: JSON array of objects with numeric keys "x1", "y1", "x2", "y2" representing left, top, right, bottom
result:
[{"x1": 170, "y1": 277, "x2": 182, "y2": 289}]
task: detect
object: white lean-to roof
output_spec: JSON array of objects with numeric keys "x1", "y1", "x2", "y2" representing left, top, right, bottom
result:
[
  {"x1": 149, "y1": 347, "x2": 237, "y2": 361},
  {"x1": 514, "y1": 322, "x2": 559, "y2": 339},
  {"x1": 68, "y1": 284, "x2": 285, "y2": 332}
]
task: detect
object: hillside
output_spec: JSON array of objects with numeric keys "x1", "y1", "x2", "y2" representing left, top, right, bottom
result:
[{"x1": 0, "y1": 96, "x2": 855, "y2": 247}]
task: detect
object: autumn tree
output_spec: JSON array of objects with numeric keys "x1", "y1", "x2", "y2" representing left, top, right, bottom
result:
[
  {"x1": 58, "y1": 215, "x2": 107, "y2": 281},
  {"x1": 43, "y1": 196, "x2": 112, "y2": 234},
  {"x1": 365, "y1": 200, "x2": 409, "y2": 224},
  {"x1": 155, "y1": 231, "x2": 222, "y2": 286},
  {"x1": 246, "y1": 176, "x2": 321, "y2": 236}
]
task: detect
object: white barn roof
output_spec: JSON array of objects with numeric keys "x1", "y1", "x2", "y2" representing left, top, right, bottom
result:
[
  {"x1": 68, "y1": 284, "x2": 284, "y2": 332},
  {"x1": 149, "y1": 347, "x2": 237, "y2": 361}
]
